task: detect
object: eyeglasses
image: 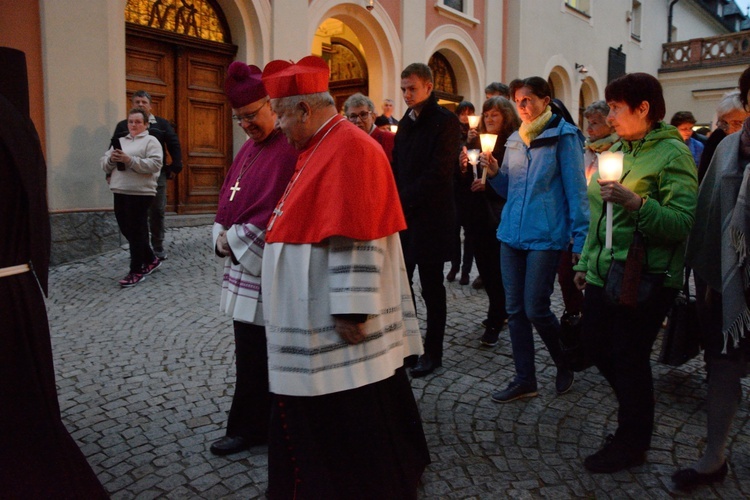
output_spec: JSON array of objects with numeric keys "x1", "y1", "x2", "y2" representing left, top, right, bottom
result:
[
  {"x1": 232, "y1": 99, "x2": 269, "y2": 124},
  {"x1": 347, "y1": 111, "x2": 372, "y2": 122}
]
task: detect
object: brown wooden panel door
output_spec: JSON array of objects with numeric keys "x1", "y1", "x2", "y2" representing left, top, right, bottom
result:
[
  {"x1": 125, "y1": 36, "x2": 179, "y2": 209},
  {"x1": 176, "y1": 47, "x2": 232, "y2": 213},
  {"x1": 125, "y1": 33, "x2": 233, "y2": 214}
]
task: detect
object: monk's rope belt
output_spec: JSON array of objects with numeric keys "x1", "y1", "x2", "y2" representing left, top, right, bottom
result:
[{"x1": 0, "y1": 263, "x2": 31, "y2": 278}]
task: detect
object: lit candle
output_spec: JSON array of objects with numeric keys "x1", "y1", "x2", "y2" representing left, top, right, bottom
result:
[
  {"x1": 467, "y1": 115, "x2": 481, "y2": 129},
  {"x1": 479, "y1": 133, "x2": 498, "y2": 153},
  {"x1": 389, "y1": 125, "x2": 398, "y2": 133},
  {"x1": 598, "y1": 150, "x2": 624, "y2": 249},
  {"x1": 479, "y1": 134, "x2": 498, "y2": 184},
  {"x1": 466, "y1": 149, "x2": 480, "y2": 179}
]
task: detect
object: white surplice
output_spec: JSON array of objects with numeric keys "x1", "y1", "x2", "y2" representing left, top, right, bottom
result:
[
  {"x1": 213, "y1": 221, "x2": 266, "y2": 325},
  {"x1": 261, "y1": 234, "x2": 422, "y2": 396}
]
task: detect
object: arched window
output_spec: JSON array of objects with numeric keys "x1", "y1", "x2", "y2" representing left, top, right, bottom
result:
[
  {"x1": 429, "y1": 52, "x2": 463, "y2": 109},
  {"x1": 125, "y1": 0, "x2": 230, "y2": 43}
]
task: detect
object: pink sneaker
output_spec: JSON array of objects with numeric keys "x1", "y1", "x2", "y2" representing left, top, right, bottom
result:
[
  {"x1": 119, "y1": 272, "x2": 145, "y2": 288},
  {"x1": 141, "y1": 257, "x2": 162, "y2": 275}
]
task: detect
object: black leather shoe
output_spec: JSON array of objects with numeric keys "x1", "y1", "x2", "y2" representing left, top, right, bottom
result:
[
  {"x1": 555, "y1": 367, "x2": 574, "y2": 395},
  {"x1": 210, "y1": 435, "x2": 252, "y2": 456},
  {"x1": 410, "y1": 354, "x2": 441, "y2": 378},
  {"x1": 446, "y1": 268, "x2": 459, "y2": 282},
  {"x1": 584, "y1": 434, "x2": 645, "y2": 473},
  {"x1": 671, "y1": 461, "x2": 728, "y2": 492}
]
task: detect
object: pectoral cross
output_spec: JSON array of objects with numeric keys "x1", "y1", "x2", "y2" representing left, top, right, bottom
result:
[
  {"x1": 229, "y1": 180, "x2": 241, "y2": 202},
  {"x1": 267, "y1": 206, "x2": 283, "y2": 230}
]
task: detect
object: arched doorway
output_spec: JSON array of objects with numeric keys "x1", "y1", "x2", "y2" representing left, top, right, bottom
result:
[
  {"x1": 124, "y1": 0, "x2": 237, "y2": 214},
  {"x1": 429, "y1": 52, "x2": 463, "y2": 111},
  {"x1": 315, "y1": 18, "x2": 369, "y2": 112},
  {"x1": 579, "y1": 77, "x2": 598, "y2": 129}
]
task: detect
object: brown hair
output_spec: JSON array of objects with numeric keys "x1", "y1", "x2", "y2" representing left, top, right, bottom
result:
[{"x1": 604, "y1": 73, "x2": 665, "y2": 124}]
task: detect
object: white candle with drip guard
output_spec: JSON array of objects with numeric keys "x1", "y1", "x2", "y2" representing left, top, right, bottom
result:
[
  {"x1": 467, "y1": 115, "x2": 481, "y2": 129},
  {"x1": 479, "y1": 134, "x2": 498, "y2": 184},
  {"x1": 598, "y1": 150, "x2": 624, "y2": 249},
  {"x1": 466, "y1": 149, "x2": 480, "y2": 179}
]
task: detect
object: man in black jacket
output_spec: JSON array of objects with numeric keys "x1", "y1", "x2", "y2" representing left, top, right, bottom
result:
[
  {"x1": 392, "y1": 63, "x2": 462, "y2": 377},
  {"x1": 112, "y1": 90, "x2": 182, "y2": 260}
]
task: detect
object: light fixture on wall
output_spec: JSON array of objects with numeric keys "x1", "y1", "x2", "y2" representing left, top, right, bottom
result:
[
  {"x1": 366, "y1": 0, "x2": 375, "y2": 11},
  {"x1": 575, "y1": 63, "x2": 588, "y2": 74}
]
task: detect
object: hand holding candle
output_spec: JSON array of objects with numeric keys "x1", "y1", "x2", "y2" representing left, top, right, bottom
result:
[
  {"x1": 597, "y1": 150, "x2": 624, "y2": 249},
  {"x1": 466, "y1": 149, "x2": 480, "y2": 179},
  {"x1": 479, "y1": 133, "x2": 498, "y2": 184}
]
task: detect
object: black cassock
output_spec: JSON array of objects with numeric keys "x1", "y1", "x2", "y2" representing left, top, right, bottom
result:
[{"x1": 0, "y1": 81, "x2": 108, "y2": 497}]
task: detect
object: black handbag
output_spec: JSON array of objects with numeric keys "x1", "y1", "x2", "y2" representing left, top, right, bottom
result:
[
  {"x1": 604, "y1": 259, "x2": 666, "y2": 307},
  {"x1": 658, "y1": 268, "x2": 701, "y2": 366},
  {"x1": 604, "y1": 229, "x2": 672, "y2": 308},
  {"x1": 560, "y1": 311, "x2": 593, "y2": 372}
]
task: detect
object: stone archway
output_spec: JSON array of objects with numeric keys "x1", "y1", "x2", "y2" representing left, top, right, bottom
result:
[
  {"x1": 425, "y1": 24, "x2": 484, "y2": 108},
  {"x1": 579, "y1": 77, "x2": 599, "y2": 128},
  {"x1": 310, "y1": 0, "x2": 401, "y2": 118}
]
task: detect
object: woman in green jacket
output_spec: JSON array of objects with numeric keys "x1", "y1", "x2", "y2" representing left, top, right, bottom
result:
[{"x1": 573, "y1": 73, "x2": 697, "y2": 474}]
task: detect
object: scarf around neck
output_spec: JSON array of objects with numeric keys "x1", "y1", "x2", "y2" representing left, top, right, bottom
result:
[
  {"x1": 585, "y1": 133, "x2": 619, "y2": 153},
  {"x1": 519, "y1": 106, "x2": 552, "y2": 146},
  {"x1": 689, "y1": 130, "x2": 750, "y2": 352},
  {"x1": 729, "y1": 121, "x2": 750, "y2": 299}
]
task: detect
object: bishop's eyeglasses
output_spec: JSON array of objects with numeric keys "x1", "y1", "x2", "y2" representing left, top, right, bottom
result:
[{"x1": 232, "y1": 98, "x2": 269, "y2": 124}]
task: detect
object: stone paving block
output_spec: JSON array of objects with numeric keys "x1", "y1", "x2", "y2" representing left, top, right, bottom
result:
[{"x1": 45, "y1": 226, "x2": 750, "y2": 499}]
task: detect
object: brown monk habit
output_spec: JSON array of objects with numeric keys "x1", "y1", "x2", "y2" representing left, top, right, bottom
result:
[{"x1": 0, "y1": 47, "x2": 108, "y2": 498}]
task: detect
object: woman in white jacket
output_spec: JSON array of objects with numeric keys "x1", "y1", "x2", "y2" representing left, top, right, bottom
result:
[{"x1": 102, "y1": 108, "x2": 162, "y2": 287}]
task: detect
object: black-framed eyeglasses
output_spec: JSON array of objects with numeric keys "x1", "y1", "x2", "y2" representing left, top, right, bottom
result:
[
  {"x1": 347, "y1": 110, "x2": 372, "y2": 122},
  {"x1": 232, "y1": 99, "x2": 269, "y2": 124}
]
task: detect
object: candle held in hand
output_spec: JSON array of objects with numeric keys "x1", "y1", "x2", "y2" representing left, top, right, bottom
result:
[{"x1": 597, "y1": 151, "x2": 624, "y2": 249}]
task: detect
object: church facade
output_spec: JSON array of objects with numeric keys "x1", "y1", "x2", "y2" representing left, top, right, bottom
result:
[{"x1": 0, "y1": 0, "x2": 745, "y2": 263}]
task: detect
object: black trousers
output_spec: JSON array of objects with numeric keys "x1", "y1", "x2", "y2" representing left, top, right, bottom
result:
[
  {"x1": 113, "y1": 193, "x2": 155, "y2": 273},
  {"x1": 470, "y1": 225, "x2": 507, "y2": 329},
  {"x1": 582, "y1": 284, "x2": 675, "y2": 452},
  {"x1": 405, "y1": 259, "x2": 446, "y2": 360},
  {"x1": 225, "y1": 321, "x2": 270, "y2": 441}
]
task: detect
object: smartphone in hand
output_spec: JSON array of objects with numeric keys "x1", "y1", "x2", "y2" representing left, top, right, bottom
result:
[{"x1": 110, "y1": 137, "x2": 126, "y2": 170}]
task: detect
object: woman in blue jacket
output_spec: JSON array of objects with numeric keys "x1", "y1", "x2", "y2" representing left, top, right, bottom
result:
[{"x1": 482, "y1": 77, "x2": 589, "y2": 403}]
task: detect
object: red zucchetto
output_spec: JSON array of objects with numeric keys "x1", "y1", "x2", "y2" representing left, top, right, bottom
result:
[
  {"x1": 261, "y1": 55, "x2": 330, "y2": 99},
  {"x1": 224, "y1": 61, "x2": 267, "y2": 109}
]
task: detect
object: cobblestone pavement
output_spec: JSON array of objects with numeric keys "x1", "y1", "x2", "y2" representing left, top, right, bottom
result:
[{"x1": 47, "y1": 225, "x2": 750, "y2": 499}]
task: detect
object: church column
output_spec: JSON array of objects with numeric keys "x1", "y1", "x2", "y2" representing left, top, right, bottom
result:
[
  {"x1": 271, "y1": 0, "x2": 310, "y2": 61},
  {"x1": 485, "y1": 0, "x2": 504, "y2": 85},
  {"x1": 400, "y1": 2, "x2": 427, "y2": 66}
]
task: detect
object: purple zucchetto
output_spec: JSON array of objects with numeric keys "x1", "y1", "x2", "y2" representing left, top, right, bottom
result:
[{"x1": 224, "y1": 61, "x2": 267, "y2": 109}]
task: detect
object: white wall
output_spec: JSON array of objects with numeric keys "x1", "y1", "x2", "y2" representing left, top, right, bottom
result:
[
  {"x1": 40, "y1": 0, "x2": 127, "y2": 211},
  {"x1": 504, "y1": 0, "x2": 676, "y2": 119},
  {"x1": 671, "y1": 0, "x2": 729, "y2": 41},
  {"x1": 660, "y1": 66, "x2": 743, "y2": 126}
]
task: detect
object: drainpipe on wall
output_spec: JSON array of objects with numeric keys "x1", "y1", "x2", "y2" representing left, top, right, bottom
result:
[{"x1": 668, "y1": 0, "x2": 680, "y2": 42}]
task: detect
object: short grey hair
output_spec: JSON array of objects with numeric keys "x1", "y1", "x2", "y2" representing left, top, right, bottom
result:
[
  {"x1": 343, "y1": 93, "x2": 374, "y2": 113},
  {"x1": 583, "y1": 100, "x2": 610, "y2": 120},
  {"x1": 716, "y1": 90, "x2": 744, "y2": 118},
  {"x1": 271, "y1": 92, "x2": 335, "y2": 114}
]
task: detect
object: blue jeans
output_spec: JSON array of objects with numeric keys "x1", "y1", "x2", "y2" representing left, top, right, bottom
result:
[{"x1": 500, "y1": 243, "x2": 564, "y2": 386}]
